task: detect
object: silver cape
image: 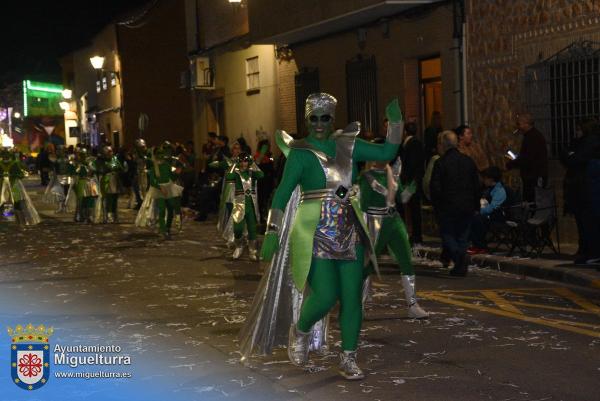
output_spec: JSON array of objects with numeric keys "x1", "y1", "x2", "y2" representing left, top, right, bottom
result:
[{"x1": 238, "y1": 186, "x2": 328, "y2": 359}]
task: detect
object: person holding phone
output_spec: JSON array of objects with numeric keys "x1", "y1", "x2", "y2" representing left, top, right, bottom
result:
[{"x1": 506, "y1": 113, "x2": 548, "y2": 202}]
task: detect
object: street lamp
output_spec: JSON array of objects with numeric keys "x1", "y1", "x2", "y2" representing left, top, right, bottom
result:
[
  {"x1": 62, "y1": 89, "x2": 73, "y2": 100},
  {"x1": 59, "y1": 101, "x2": 70, "y2": 112},
  {"x1": 90, "y1": 56, "x2": 105, "y2": 70},
  {"x1": 13, "y1": 112, "x2": 21, "y2": 119}
]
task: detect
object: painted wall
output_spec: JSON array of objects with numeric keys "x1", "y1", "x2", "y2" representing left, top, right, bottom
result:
[{"x1": 198, "y1": 45, "x2": 279, "y2": 154}]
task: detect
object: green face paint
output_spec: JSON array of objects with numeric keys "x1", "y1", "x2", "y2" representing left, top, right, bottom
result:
[{"x1": 306, "y1": 110, "x2": 334, "y2": 140}]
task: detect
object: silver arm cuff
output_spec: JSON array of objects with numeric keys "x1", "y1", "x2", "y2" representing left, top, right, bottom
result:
[
  {"x1": 386, "y1": 121, "x2": 404, "y2": 145},
  {"x1": 249, "y1": 162, "x2": 262, "y2": 173},
  {"x1": 265, "y1": 208, "x2": 284, "y2": 234}
]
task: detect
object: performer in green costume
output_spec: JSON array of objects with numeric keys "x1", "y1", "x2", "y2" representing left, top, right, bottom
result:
[
  {"x1": 73, "y1": 148, "x2": 99, "y2": 223},
  {"x1": 260, "y1": 93, "x2": 403, "y2": 380},
  {"x1": 211, "y1": 140, "x2": 242, "y2": 244},
  {"x1": 96, "y1": 145, "x2": 124, "y2": 223},
  {"x1": 44, "y1": 146, "x2": 76, "y2": 213},
  {"x1": 225, "y1": 152, "x2": 264, "y2": 260},
  {"x1": 147, "y1": 142, "x2": 183, "y2": 239},
  {"x1": 135, "y1": 142, "x2": 183, "y2": 238},
  {"x1": 133, "y1": 138, "x2": 150, "y2": 209},
  {"x1": 358, "y1": 155, "x2": 428, "y2": 319},
  {"x1": 0, "y1": 147, "x2": 41, "y2": 225}
]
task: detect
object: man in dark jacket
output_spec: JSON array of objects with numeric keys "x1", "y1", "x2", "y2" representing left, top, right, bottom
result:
[
  {"x1": 506, "y1": 113, "x2": 548, "y2": 202},
  {"x1": 399, "y1": 122, "x2": 425, "y2": 244},
  {"x1": 564, "y1": 118, "x2": 600, "y2": 265},
  {"x1": 431, "y1": 131, "x2": 480, "y2": 276}
]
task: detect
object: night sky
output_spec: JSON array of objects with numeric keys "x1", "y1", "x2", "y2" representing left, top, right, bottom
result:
[{"x1": 1, "y1": 0, "x2": 149, "y2": 86}]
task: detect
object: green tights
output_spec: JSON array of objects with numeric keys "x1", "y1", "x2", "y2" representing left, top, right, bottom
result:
[
  {"x1": 297, "y1": 244, "x2": 365, "y2": 351},
  {"x1": 375, "y1": 216, "x2": 414, "y2": 275},
  {"x1": 157, "y1": 197, "x2": 179, "y2": 233},
  {"x1": 233, "y1": 197, "x2": 257, "y2": 240}
]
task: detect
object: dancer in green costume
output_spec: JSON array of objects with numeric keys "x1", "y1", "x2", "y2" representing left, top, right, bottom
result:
[
  {"x1": 73, "y1": 148, "x2": 99, "y2": 223},
  {"x1": 147, "y1": 142, "x2": 183, "y2": 239},
  {"x1": 44, "y1": 145, "x2": 76, "y2": 213},
  {"x1": 211, "y1": 140, "x2": 242, "y2": 243},
  {"x1": 0, "y1": 147, "x2": 41, "y2": 225},
  {"x1": 358, "y1": 155, "x2": 428, "y2": 319},
  {"x1": 260, "y1": 93, "x2": 403, "y2": 380},
  {"x1": 225, "y1": 152, "x2": 264, "y2": 260},
  {"x1": 96, "y1": 145, "x2": 124, "y2": 223}
]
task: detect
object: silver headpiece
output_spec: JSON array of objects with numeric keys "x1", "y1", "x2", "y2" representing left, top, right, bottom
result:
[{"x1": 305, "y1": 92, "x2": 337, "y2": 119}]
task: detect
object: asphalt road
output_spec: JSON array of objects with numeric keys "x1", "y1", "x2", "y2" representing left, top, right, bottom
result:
[{"x1": 0, "y1": 183, "x2": 599, "y2": 401}]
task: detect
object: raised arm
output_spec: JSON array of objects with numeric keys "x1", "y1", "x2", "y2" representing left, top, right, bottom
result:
[{"x1": 354, "y1": 98, "x2": 403, "y2": 162}]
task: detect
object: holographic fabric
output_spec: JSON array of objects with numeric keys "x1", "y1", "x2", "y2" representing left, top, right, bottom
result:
[{"x1": 313, "y1": 198, "x2": 357, "y2": 260}]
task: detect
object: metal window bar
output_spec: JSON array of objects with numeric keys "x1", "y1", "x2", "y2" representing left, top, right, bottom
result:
[
  {"x1": 294, "y1": 68, "x2": 320, "y2": 137},
  {"x1": 524, "y1": 40, "x2": 600, "y2": 158},
  {"x1": 346, "y1": 55, "x2": 378, "y2": 136}
]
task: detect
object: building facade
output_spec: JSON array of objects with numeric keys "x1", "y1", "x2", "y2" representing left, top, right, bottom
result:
[
  {"x1": 185, "y1": 0, "x2": 283, "y2": 160},
  {"x1": 248, "y1": 0, "x2": 457, "y2": 138},
  {"x1": 61, "y1": 0, "x2": 192, "y2": 149}
]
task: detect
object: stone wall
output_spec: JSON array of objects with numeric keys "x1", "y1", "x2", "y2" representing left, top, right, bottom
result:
[{"x1": 466, "y1": 0, "x2": 600, "y2": 244}]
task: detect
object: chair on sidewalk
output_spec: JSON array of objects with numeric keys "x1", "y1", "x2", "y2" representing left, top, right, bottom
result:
[
  {"x1": 522, "y1": 186, "x2": 560, "y2": 258},
  {"x1": 488, "y1": 201, "x2": 530, "y2": 255}
]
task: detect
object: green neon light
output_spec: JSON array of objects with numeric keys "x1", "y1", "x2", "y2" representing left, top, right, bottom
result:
[
  {"x1": 23, "y1": 81, "x2": 28, "y2": 117},
  {"x1": 26, "y1": 80, "x2": 63, "y2": 94}
]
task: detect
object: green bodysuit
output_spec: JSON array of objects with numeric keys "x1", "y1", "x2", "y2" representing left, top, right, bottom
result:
[
  {"x1": 148, "y1": 160, "x2": 181, "y2": 234},
  {"x1": 269, "y1": 133, "x2": 399, "y2": 351},
  {"x1": 226, "y1": 167, "x2": 264, "y2": 241},
  {"x1": 358, "y1": 169, "x2": 413, "y2": 275}
]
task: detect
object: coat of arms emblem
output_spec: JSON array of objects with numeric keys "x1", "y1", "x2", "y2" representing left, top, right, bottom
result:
[{"x1": 8, "y1": 323, "x2": 53, "y2": 390}]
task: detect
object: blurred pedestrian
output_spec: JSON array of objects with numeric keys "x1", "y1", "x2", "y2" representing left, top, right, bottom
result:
[
  {"x1": 399, "y1": 121, "x2": 424, "y2": 245},
  {"x1": 430, "y1": 131, "x2": 480, "y2": 276},
  {"x1": 254, "y1": 139, "x2": 274, "y2": 224},
  {"x1": 506, "y1": 112, "x2": 548, "y2": 202},
  {"x1": 424, "y1": 111, "x2": 443, "y2": 163},
  {"x1": 563, "y1": 118, "x2": 600, "y2": 265},
  {"x1": 202, "y1": 132, "x2": 217, "y2": 171}
]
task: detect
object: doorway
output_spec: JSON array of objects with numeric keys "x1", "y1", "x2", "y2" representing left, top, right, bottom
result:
[{"x1": 419, "y1": 56, "x2": 442, "y2": 129}]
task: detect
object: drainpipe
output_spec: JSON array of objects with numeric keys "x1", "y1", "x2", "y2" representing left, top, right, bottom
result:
[{"x1": 452, "y1": 0, "x2": 466, "y2": 125}]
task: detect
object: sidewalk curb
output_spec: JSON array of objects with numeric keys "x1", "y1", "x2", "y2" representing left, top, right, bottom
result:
[{"x1": 379, "y1": 247, "x2": 600, "y2": 290}]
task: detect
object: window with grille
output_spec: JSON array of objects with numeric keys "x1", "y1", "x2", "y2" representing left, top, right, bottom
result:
[
  {"x1": 246, "y1": 56, "x2": 260, "y2": 91},
  {"x1": 346, "y1": 55, "x2": 378, "y2": 136},
  {"x1": 525, "y1": 41, "x2": 600, "y2": 157}
]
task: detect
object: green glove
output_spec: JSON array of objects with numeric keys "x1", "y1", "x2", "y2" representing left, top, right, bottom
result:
[
  {"x1": 385, "y1": 98, "x2": 403, "y2": 124},
  {"x1": 260, "y1": 232, "x2": 280, "y2": 262}
]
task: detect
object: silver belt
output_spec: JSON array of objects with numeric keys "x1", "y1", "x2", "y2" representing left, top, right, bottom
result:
[
  {"x1": 235, "y1": 190, "x2": 256, "y2": 196},
  {"x1": 300, "y1": 187, "x2": 354, "y2": 202},
  {"x1": 366, "y1": 206, "x2": 396, "y2": 216}
]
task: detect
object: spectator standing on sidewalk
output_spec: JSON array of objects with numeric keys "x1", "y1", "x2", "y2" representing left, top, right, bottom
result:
[
  {"x1": 201, "y1": 132, "x2": 217, "y2": 172},
  {"x1": 424, "y1": 111, "x2": 443, "y2": 163},
  {"x1": 430, "y1": 131, "x2": 480, "y2": 276},
  {"x1": 506, "y1": 113, "x2": 548, "y2": 202},
  {"x1": 399, "y1": 121, "x2": 425, "y2": 245},
  {"x1": 456, "y1": 124, "x2": 489, "y2": 171},
  {"x1": 563, "y1": 117, "x2": 600, "y2": 265}
]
